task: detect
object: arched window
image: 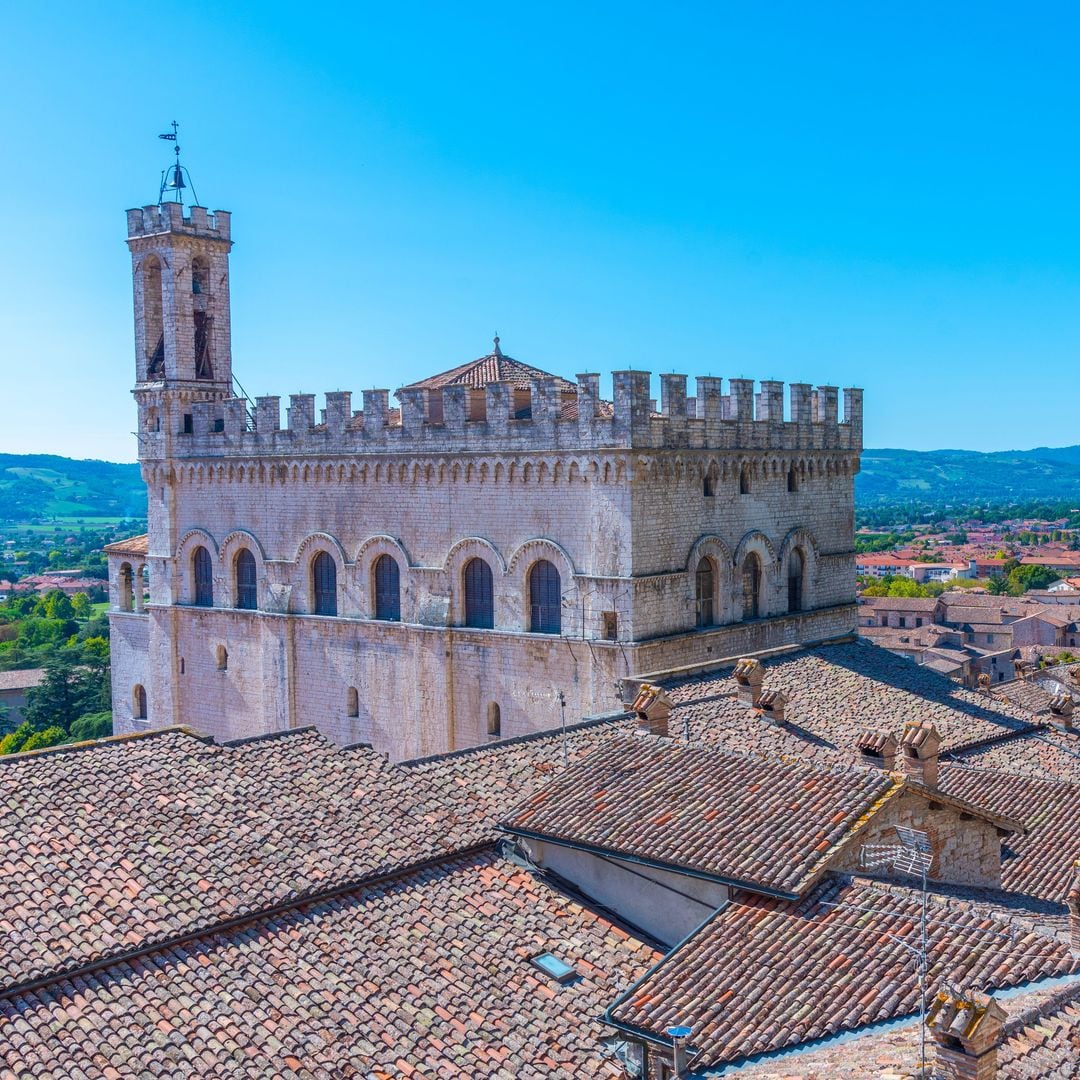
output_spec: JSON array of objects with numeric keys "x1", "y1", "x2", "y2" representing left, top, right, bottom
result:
[
  {"x1": 216, "y1": 645, "x2": 228, "y2": 671},
  {"x1": 463, "y1": 557, "x2": 494, "y2": 629},
  {"x1": 193, "y1": 546, "x2": 213, "y2": 607},
  {"x1": 788, "y1": 549, "x2": 805, "y2": 613},
  {"x1": 374, "y1": 555, "x2": 401, "y2": 621},
  {"x1": 118, "y1": 562, "x2": 134, "y2": 612},
  {"x1": 133, "y1": 684, "x2": 147, "y2": 719},
  {"x1": 695, "y1": 557, "x2": 715, "y2": 627},
  {"x1": 529, "y1": 560, "x2": 561, "y2": 634},
  {"x1": 487, "y1": 702, "x2": 501, "y2": 738},
  {"x1": 787, "y1": 466, "x2": 799, "y2": 493},
  {"x1": 739, "y1": 464, "x2": 752, "y2": 495},
  {"x1": 235, "y1": 549, "x2": 257, "y2": 610},
  {"x1": 742, "y1": 553, "x2": 762, "y2": 619},
  {"x1": 703, "y1": 468, "x2": 717, "y2": 498},
  {"x1": 347, "y1": 686, "x2": 359, "y2": 717},
  {"x1": 143, "y1": 256, "x2": 165, "y2": 377},
  {"x1": 312, "y1": 551, "x2": 337, "y2": 616},
  {"x1": 191, "y1": 256, "x2": 213, "y2": 381}
]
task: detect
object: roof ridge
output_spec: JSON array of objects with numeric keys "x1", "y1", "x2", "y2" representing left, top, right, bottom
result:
[{"x1": 0, "y1": 724, "x2": 212, "y2": 764}]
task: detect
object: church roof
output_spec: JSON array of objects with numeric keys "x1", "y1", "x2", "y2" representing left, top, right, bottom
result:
[{"x1": 399, "y1": 336, "x2": 579, "y2": 394}]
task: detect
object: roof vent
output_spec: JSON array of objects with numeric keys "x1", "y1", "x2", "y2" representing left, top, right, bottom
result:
[
  {"x1": 856, "y1": 728, "x2": 898, "y2": 771},
  {"x1": 733, "y1": 657, "x2": 764, "y2": 706},
  {"x1": 899, "y1": 720, "x2": 941, "y2": 788},
  {"x1": 1049, "y1": 693, "x2": 1074, "y2": 726},
  {"x1": 632, "y1": 683, "x2": 672, "y2": 738},
  {"x1": 757, "y1": 687, "x2": 786, "y2": 725}
]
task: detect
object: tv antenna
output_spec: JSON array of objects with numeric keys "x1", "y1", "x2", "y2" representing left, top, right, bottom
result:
[{"x1": 157, "y1": 121, "x2": 199, "y2": 206}]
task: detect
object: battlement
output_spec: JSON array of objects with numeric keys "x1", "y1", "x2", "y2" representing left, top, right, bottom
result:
[
  {"x1": 126, "y1": 203, "x2": 232, "y2": 242},
  {"x1": 142, "y1": 372, "x2": 863, "y2": 461}
]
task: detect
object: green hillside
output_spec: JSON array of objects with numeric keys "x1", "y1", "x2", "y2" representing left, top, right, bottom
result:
[
  {"x1": 0, "y1": 455, "x2": 145, "y2": 524},
  {"x1": 856, "y1": 446, "x2": 1080, "y2": 509}
]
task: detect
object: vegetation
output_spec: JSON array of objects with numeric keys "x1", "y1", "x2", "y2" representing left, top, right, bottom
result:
[
  {"x1": 0, "y1": 453, "x2": 144, "y2": 524},
  {"x1": 0, "y1": 591, "x2": 112, "y2": 753},
  {"x1": 857, "y1": 497, "x2": 1080, "y2": 532}
]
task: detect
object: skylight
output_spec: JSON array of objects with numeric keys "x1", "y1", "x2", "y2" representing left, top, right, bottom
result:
[{"x1": 529, "y1": 952, "x2": 576, "y2": 983}]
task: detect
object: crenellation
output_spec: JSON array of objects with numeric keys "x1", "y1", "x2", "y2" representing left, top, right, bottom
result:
[
  {"x1": 324, "y1": 391, "x2": 351, "y2": 435},
  {"x1": 759, "y1": 380, "x2": 784, "y2": 422},
  {"x1": 256, "y1": 395, "x2": 280, "y2": 432},
  {"x1": 659, "y1": 374, "x2": 687, "y2": 418},
  {"x1": 790, "y1": 382, "x2": 812, "y2": 424},
  {"x1": 695, "y1": 376, "x2": 722, "y2": 421},
  {"x1": 288, "y1": 393, "x2": 316, "y2": 434},
  {"x1": 730, "y1": 378, "x2": 754, "y2": 421},
  {"x1": 126, "y1": 203, "x2": 232, "y2": 241}
]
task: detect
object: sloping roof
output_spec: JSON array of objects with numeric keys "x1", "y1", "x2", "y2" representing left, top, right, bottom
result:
[
  {"x1": 0, "y1": 668, "x2": 44, "y2": 692},
  {"x1": 605, "y1": 875, "x2": 1077, "y2": 1071},
  {"x1": 661, "y1": 641, "x2": 1038, "y2": 756},
  {"x1": 0, "y1": 726, "x2": 466, "y2": 990},
  {"x1": 103, "y1": 533, "x2": 149, "y2": 556},
  {"x1": 0, "y1": 849, "x2": 659, "y2": 1080},
  {"x1": 999, "y1": 979, "x2": 1080, "y2": 1079},
  {"x1": 938, "y1": 764, "x2": 1080, "y2": 902},
  {"x1": 400, "y1": 338, "x2": 579, "y2": 394},
  {"x1": 501, "y1": 736, "x2": 900, "y2": 897},
  {"x1": 948, "y1": 727, "x2": 1080, "y2": 785},
  {"x1": 858, "y1": 597, "x2": 941, "y2": 611}
]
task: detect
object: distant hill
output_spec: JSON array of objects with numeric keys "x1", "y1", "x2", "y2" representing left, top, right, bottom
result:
[
  {"x1": 3, "y1": 445, "x2": 1079, "y2": 523},
  {"x1": 0, "y1": 454, "x2": 145, "y2": 523},
  {"x1": 857, "y1": 446, "x2": 1080, "y2": 509}
]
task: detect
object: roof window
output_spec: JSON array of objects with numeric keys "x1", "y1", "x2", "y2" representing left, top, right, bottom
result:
[{"x1": 529, "y1": 952, "x2": 577, "y2": 983}]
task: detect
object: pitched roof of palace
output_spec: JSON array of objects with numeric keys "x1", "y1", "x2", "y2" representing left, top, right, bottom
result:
[
  {"x1": 605, "y1": 875, "x2": 1077, "y2": 1072},
  {"x1": 102, "y1": 532, "x2": 149, "y2": 556},
  {"x1": 400, "y1": 337, "x2": 579, "y2": 394}
]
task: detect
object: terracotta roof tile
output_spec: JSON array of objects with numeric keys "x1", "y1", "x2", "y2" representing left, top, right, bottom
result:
[
  {"x1": 606, "y1": 875, "x2": 1077, "y2": 1070},
  {"x1": 0, "y1": 668, "x2": 45, "y2": 692},
  {"x1": 0, "y1": 727, "x2": 468, "y2": 990},
  {"x1": 0, "y1": 850, "x2": 659, "y2": 1079},
  {"x1": 938, "y1": 764, "x2": 1080, "y2": 902},
  {"x1": 501, "y1": 736, "x2": 899, "y2": 896},
  {"x1": 103, "y1": 533, "x2": 149, "y2": 556}
]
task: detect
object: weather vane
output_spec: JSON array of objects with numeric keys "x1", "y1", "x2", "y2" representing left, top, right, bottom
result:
[{"x1": 157, "y1": 121, "x2": 199, "y2": 206}]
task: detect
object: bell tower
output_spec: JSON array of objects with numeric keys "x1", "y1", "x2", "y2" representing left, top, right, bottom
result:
[{"x1": 126, "y1": 133, "x2": 233, "y2": 461}]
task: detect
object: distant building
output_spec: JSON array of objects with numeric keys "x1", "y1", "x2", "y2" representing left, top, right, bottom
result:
[{"x1": 0, "y1": 669, "x2": 45, "y2": 729}]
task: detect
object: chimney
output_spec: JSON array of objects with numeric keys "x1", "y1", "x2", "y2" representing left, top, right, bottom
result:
[
  {"x1": 927, "y1": 986, "x2": 1007, "y2": 1080},
  {"x1": 1068, "y1": 860, "x2": 1080, "y2": 958},
  {"x1": 899, "y1": 720, "x2": 941, "y2": 787},
  {"x1": 856, "y1": 728, "x2": 898, "y2": 771},
  {"x1": 733, "y1": 658, "x2": 765, "y2": 707},
  {"x1": 757, "y1": 687, "x2": 786, "y2": 725},
  {"x1": 632, "y1": 683, "x2": 672, "y2": 738},
  {"x1": 977, "y1": 672, "x2": 991, "y2": 691},
  {"x1": 1049, "y1": 693, "x2": 1074, "y2": 727}
]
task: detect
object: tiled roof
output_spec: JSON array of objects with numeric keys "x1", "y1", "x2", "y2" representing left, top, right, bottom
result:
[
  {"x1": 0, "y1": 849, "x2": 660, "y2": 1080},
  {"x1": 730, "y1": 976, "x2": 1080, "y2": 1079},
  {"x1": 0, "y1": 668, "x2": 44, "y2": 692},
  {"x1": 103, "y1": 533, "x2": 149, "y2": 556},
  {"x1": 662, "y1": 641, "x2": 1037, "y2": 757},
  {"x1": 400, "y1": 341, "x2": 579, "y2": 393},
  {"x1": 0, "y1": 727, "x2": 466, "y2": 990},
  {"x1": 948, "y1": 726, "x2": 1080, "y2": 785},
  {"x1": 938, "y1": 764, "x2": 1080, "y2": 902},
  {"x1": 605, "y1": 875, "x2": 1077, "y2": 1070},
  {"x1": 858, "y1": 597, "x2": 941, "y2": 611},
  {"x1": 992, "y1": 679, "x2": 1059, "y2": 715},
  {"x1": 396, "y1": 716, "x2": 635, "y2": 847},
  {"x1": 999, "y1": 980, "x2": 1080, "y2": 1079},
  {"x1": 501, "y1": 735, "x2": 900, "y2": 897}
]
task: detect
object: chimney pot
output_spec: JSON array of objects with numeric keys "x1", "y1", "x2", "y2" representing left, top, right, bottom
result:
[
  {"x1": 899, "y1": 720, "x2": 941, "y2": 787},
  {"x1": 1049, "y1": 693, "x2": 1074, "y2": 726},
  {"x1": 632, "y1": 683, "x2": 672, "y2": 738},
  {"x1": 757, "y1": 687, "x2": 786, "y2": 725},
  {"x1": 927, "y1": 986, "x2": 1007, "y2": 1080},
  {"x1": 734, "y1": 657, "x2": 765, "y2": 706},
  {"x1": 856, "y1": 728, "x2": 898, "y2": 771}
]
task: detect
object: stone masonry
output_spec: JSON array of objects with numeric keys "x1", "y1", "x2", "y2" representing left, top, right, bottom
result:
[{"x1": 108, "y1": 200, "x2": 864, "y2": 759}]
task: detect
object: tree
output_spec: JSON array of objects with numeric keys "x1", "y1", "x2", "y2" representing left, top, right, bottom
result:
[
  {"x1": 0, "y1": 722, "x2": 33, "y2": 755},
  {"x1": 987, "y1": 576, "x2": 1010, "y2": 595},
  {"x1": 69, "y1": 711, "x2": 112, "y2": 741},
  {"x1": 20, "y1": 726, "x2": 68, "y2": 753},
  {"x1": 70, "y1": 592, "x2": 91, "y2": 620},
  {"x1": 1005, "y1": 564, "x2": 1062, "y2": 595}
]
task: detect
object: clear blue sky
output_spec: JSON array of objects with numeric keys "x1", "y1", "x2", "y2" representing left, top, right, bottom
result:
[{"x1": 2, "y1": 3, "x2": 1077, "y2": 462}]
